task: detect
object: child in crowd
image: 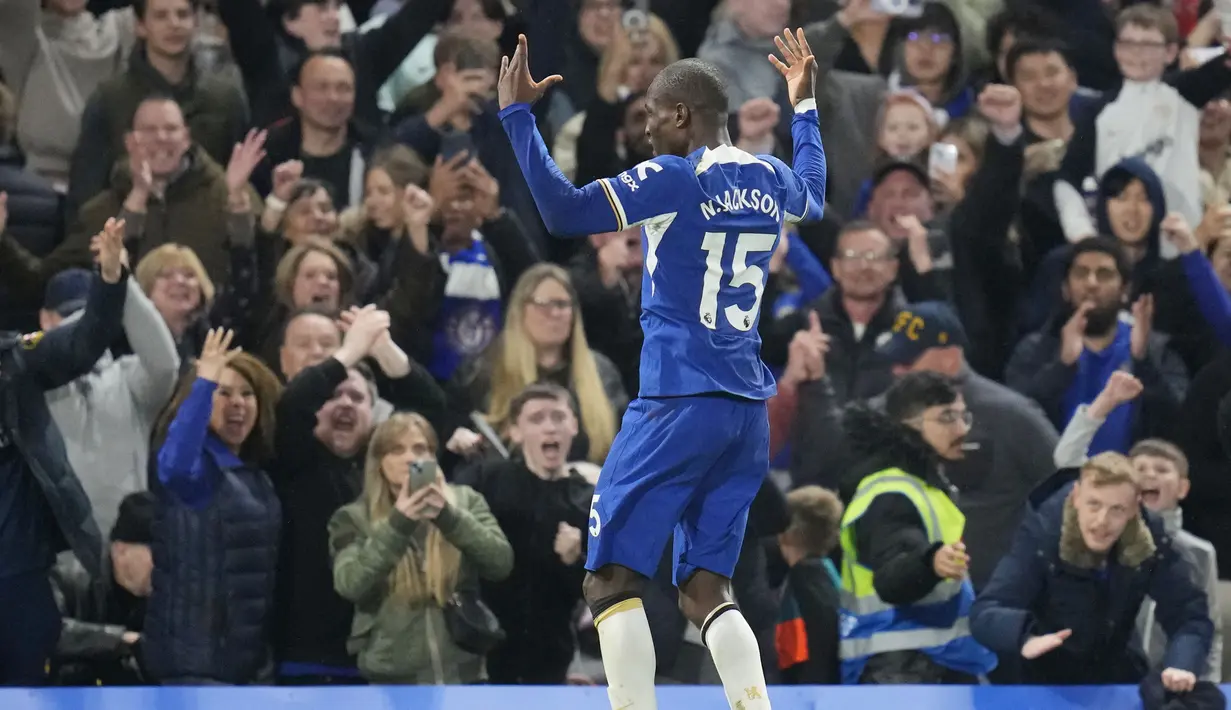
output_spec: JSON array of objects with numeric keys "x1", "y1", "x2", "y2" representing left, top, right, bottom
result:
[
  {"x1": 1053, "y1": 370, "x2": 1222, "y2": 681},
  {"x1": 1055, "y1": 4, "x2": 1231, "y2": 250},
  {"x1": 775, "y1": 486, "x2": 843, "y2": 685}
]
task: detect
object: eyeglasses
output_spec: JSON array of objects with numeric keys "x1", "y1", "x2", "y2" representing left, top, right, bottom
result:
[
  {"x1": 925, "y1": 409, "x2": 973, "y2": 427},
  {"x1": 529, "y1": 297, "x2": 574, "y2": 313},
  {"x1": 906, "y1": 32, "x2": 953, "y2": 46},
  {"x1": 836, "y1": 249, "x2": 894, "y2": 265}
]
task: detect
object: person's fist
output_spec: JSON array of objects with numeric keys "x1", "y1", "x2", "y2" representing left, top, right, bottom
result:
[
  {"x1": 1161, "y1": 667, "x2": 1197, "y2": 693},
  {"x1": 554, "y1": 523, "x2": 583, "y2": 565},
  {"x1": 978, "y1": 84, "x2": 1023, "y2": 131},
  {"x1": 1160, "y1": 212, "x2": 1198, "y2": 254},
  {"x1": 1104, "y1": 370, "x2": 1144, "y2": 406},
  {"x1": 931, "y1": 542, "x2": 969, "y2": 580},
  {"x1": 737, "y1": 97, "x2": 781, "y2": 141},
  {"x1": 1021, "y1": 629, "x2": 1071, "y2": 659},
  {"x1": 446, "y1": 427, "x2": 485, "y2": 457}
]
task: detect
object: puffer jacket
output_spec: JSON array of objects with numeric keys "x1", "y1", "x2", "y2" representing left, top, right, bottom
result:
[
  {"x1": 328, "y1": 485, "x2": 513, "y2": 684},
  {"x1": 970, "y1": 470, "x2": 1213, "y2": 684}
]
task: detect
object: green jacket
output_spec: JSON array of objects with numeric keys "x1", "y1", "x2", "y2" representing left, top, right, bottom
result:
[{"x1": 328, "y1": 485, "x2": 514, "y2": 684}]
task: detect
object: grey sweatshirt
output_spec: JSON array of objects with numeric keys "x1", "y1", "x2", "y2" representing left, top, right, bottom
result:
[
  {"x1": 1054, "y1": 405, "x2": 1223, "y2": 680},
  {"x1": 46, "y1": 277, "x2": 179, "y2": 536},
  {"x1": 0, "y1": 0, "x2": 135, "y2": 186}
]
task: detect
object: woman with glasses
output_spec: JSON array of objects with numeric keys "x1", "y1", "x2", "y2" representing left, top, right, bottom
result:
[
  {"x1": 447, "y1": 264, "x2": 627, "y2": 464},
  {"x1": 832, "y1": 370, "x2": 996, "y2": 684}
]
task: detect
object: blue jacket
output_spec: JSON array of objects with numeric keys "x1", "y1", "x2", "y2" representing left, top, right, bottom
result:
[
  {"x1": 0, "y1": 270, "x2": 127, "y2": 580},
  {"x1": 143, "y1": 378, "x2": 281, "y2": 683},
  {"x1": 970, "y1": 470, "x2": 1213, "y2": 684}
]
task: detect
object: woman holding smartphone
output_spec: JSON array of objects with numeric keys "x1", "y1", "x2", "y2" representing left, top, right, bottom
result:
[{"x1": 328, "y1": 413, "x2": 513, "y2": 684}]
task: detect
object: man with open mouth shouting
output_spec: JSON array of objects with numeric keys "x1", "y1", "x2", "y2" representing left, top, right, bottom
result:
[{"x1": 455, "y1": 383, "x2": 594, "y2": 685}]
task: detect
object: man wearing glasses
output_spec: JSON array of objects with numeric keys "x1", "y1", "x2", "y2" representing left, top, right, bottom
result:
[
  {"x1": 833, "y1": 369, "x2": 997, "y2": 684},
  {"x1": 874, "y1": 302, "x2": 1058, "y2": 595}
]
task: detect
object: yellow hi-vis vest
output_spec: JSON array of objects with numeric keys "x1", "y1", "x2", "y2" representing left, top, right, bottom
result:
[{"x1": 837, "y1": 468, "x2": 997, "y2": 683}]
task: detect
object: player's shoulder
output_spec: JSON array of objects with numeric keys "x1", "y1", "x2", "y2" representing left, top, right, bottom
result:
[{"x1": 614, "y1": 155, "x2": 693, "y2": 182}]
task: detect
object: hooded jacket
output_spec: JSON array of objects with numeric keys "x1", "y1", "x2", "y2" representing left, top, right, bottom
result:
[
  {"x1": 67, "y1": 44, "x2": 250, "y2": 216},
  {"x1": 970, "y1": 469, "x2": 1213, "y2": 685}
]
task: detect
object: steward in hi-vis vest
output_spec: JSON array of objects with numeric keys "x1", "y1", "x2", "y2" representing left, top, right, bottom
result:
[{"x1": 835, "y1": 372, "x2": 997, "y2": 684}]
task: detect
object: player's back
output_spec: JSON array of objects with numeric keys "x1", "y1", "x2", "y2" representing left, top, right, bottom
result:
[{"x1": 607, "y1": 146, "x2": 802, "y2": 402}]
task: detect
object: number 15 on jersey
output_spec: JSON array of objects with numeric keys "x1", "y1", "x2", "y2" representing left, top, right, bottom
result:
[{"x1": 699, "y1": 231, "x2": 777, "y2": 332}]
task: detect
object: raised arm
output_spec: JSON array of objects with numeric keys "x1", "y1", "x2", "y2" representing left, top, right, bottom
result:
[
  {"x1": 770, "y1": 28, "x2": 827, "y2": 222},
  {"x1": 156, "y1": 329, "x2": 242, "y2": 508},
  {"x1": 21, "y1": 218, "x2": 128, "y2": 391}
]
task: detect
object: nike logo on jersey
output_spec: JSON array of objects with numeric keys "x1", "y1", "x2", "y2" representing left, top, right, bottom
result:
[{"x1": 700, "y1": 188, "x2": 780, "y2": 222}]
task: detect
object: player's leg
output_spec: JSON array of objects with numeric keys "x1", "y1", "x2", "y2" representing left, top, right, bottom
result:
[
  {"x1": 584, "y1": 398, "x2": 720, "y2": 710},
  {"x1": 674, "y1": 398, "x2": 772, "y2": 710}
]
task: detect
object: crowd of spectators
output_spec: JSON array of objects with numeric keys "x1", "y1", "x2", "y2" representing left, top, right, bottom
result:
[{"x1": 6, "y1": 0, "x2": 1231, "y2": 698}]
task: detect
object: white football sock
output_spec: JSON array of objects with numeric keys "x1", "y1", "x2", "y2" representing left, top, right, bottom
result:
[
  {"x1": 703, "y1": 604, "x2": 771, "y2": 710},
  {"x1": 595, "y1": 598, "x2": 658, "y2": 710}
]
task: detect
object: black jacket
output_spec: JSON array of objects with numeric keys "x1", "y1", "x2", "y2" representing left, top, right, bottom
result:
[
  {"x1": 217, "y1": 0, "x2": 452, "y2": 129},
  {"x1": 971, "y1": 470, "x2": 1213, "y2": 684},
  {"x1": 838, "y1": 404, "x2": 953, "y2": 606},
  {"x1": 50, "y1": 552, "x2": 147, "y2": 685},
  {"x1": 0, "y1": 270, "x2": 127, "y2": 580},
  {"x1": 453, "y1": 457, "x2": 592, "y2": 683},
  {"x1": 0, "y1": 145, "x2": 63, "y2": 331}
]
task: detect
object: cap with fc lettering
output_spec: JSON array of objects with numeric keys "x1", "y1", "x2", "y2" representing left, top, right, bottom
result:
[{"x1": 875, "y1": 301, "x2": 968, "y2": 365}]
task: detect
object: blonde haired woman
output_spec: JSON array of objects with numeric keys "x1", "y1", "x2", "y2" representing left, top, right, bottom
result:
[
  {"x1": 449, "y1": 264, "x2": 627, "y2": 463},
  {"x1": 133, "y1": 242, "x2": 258, "y2": 368},
  {"x1": 329, "y1": 413, "x2": 513, "y2": 684}
]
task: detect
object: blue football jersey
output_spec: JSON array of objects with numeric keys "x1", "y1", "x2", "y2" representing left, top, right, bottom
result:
[
  {"x1": 499, "y1": 99, "x2": 827, "y2": 402},
  {"x1": 598, "y1": 148, "x2": 814, "y2": 400}
]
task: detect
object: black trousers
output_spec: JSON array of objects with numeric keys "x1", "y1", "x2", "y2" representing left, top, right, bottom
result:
[{"x1": 0, "y1": 568, "x2": 61, "y2": 686}]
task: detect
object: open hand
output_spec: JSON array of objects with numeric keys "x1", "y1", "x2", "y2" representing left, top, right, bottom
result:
[
  {"x1": 498, "y1": 34, "x2": 563, "y2": 109},
  {"x1": 1021, "y1": 629, "x2": 1071, "y2": 659},
  {"x1": 770, "y1": 28, "x2": 816, "y2": 108},
  {"x1": 225, "y1": 129, "x2": 268, "y2": 194},
  {"x1": 196, "y1": 328, "x2": 241, "y2": 383},
  {"x1": 1060, "y1": 303, "x2": 1092, "y2": 365},
  {"x1": 91, "y1": 217, "x2": 127, "y2": 283}
]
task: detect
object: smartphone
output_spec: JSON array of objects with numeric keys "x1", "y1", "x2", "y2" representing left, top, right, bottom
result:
[
  {"x1": 440, "y1": 131, "x2": 474, "y2": 163},
  {"x1": 407, "y1": 460, "x2": 438, "y2": 492},
  {"x1": 870, "y1": 0, "x2": 923, "y2": 17},
  {"x1": 929, "y1": 142, "x2": 959, "y2": 177}
]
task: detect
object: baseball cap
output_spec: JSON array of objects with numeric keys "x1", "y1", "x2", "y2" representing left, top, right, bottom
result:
[
  {"x1": 870, "y1": 158, "x2": 929, "y2": 191},
  {"x1": 110, "y1": 492, "x2": 155, "y2": 544},
  {"x1": 43, "y1": 268, "x2": 93, "y2": 317},
  {"x1": 876, "y1": 301, "x2": 969, "y2": 366}
]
